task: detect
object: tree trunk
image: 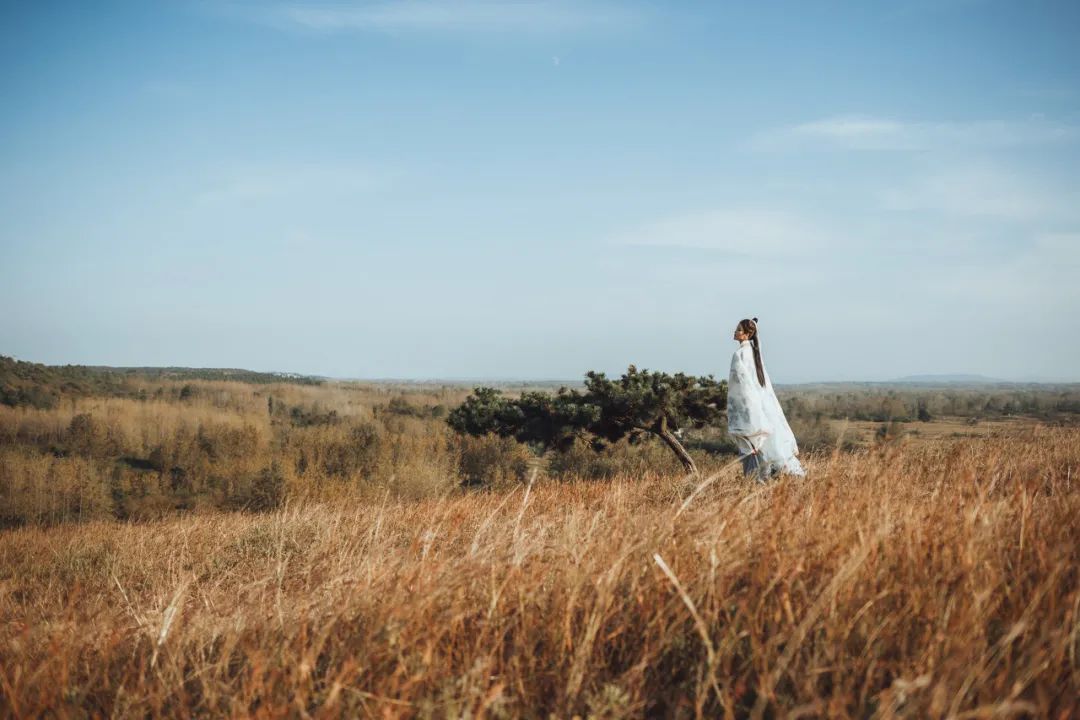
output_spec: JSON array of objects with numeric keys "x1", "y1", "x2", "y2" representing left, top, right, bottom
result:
[{"x1": 653, "y1": 416, "x2": 699, "y2": 475}]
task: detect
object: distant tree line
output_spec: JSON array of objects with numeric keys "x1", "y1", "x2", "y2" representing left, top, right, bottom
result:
[{"x1": 778, "y1": 387, "x2": 1080, "y2": 424}]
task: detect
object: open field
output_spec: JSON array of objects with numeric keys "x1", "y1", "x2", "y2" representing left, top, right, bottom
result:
[
  {"x1": 3, "y1": 355, "x2": 1078, "y2": 528},
  {"x1": 2, "y1": 425, "x2": 1078, "y2": 718},
  {"x1": 2, "y1": 365, "x2": 1078, "y2": 716},
  {"x1": 5, "y1": 1, "x2": 1079, "y2": 716},
  {"x1": 829, "y1": 417, "x2": 1037, "y2": 447}
]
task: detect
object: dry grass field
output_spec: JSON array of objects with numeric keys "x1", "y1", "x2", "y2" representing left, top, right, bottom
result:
[
  {"x1": 829, "y1": 418, "x2": 1033, "y2": 447},
  {"x1": 1, "y1": 419, "x2": 1078, "y2": 718}
]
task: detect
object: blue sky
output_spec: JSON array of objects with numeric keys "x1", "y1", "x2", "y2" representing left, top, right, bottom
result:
[{"x1": 2, "y1": 0, "x2": 1078, "y2": 381}]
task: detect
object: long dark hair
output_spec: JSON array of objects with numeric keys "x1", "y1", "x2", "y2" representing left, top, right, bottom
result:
[{"x1": 738, "y1": 318, "x2": 766, "y2": 387}]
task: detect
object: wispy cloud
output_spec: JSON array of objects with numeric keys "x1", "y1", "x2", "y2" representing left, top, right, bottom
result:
[
  {"x1": 924, "y1": 229, "x2": 1080, "y2": 310},
  {"x1": 879, "y1": 163, "x2": 1077, "y2": 221},
  {"x1": 196, "y1": 164, "x2": 384, "y2": 206},
  {"x1": 1033, "y1": 232, "x2": 1080, "y2": 263},
  {"x1": 258, "y1": 1, "x2": 642, "y2": 35},
  {"x1": 612, "y1": 209, "x2": 828, "y2": 258},
  {"x1": 750, "y1": 114, "x2": 1078, "y2": 152}
]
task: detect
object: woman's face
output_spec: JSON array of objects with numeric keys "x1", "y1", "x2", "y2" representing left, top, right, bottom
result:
[{"x1": 733, "y1": 325, "x2": 750, "y2": 342}]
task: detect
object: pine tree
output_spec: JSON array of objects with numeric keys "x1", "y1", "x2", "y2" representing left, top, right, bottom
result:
[{"x1": 447, "y1": 366, "x2": 727, "y2": 475}]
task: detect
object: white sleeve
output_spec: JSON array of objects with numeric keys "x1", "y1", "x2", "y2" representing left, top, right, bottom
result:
[{"x1": 727, "y1": 348, "x2": 772, "y2": 441}]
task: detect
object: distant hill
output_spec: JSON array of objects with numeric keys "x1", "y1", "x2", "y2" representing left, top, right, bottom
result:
[
  {"x1": 0, "y1": 355, "x2": 323, "y2": 409},
  {"x1": 85, "y1": 365, "x2": 325, "y2": 385}
]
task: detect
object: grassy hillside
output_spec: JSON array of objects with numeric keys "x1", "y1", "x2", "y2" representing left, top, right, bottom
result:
[
  {"x1": 0, "y1": 355, "x2": 323, "y2": 410},
  {"x1": 1, "y1": 429, "x2": 1077, "y2": 717},
  {"x1": 1, "y1": 361, "x2": 1078, "y2": 715},
  {"x1": 2, "y1": 360, "x2": 1079, "y2": 527}
]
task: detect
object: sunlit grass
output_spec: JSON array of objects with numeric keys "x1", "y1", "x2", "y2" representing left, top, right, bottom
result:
[{"x1": 1, "y1": 427, "x2": 1077, "y2": 717}]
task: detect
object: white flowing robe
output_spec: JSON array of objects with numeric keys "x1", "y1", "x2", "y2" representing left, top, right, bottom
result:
[{"x1": 727, "y1": 341, "x2": 805, "y2": 477}]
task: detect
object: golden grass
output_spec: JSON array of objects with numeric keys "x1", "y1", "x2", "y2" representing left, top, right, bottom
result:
[
  {"x1": 831, "y1": 417, "x2": 1034, "y2": 447},
  {"x1": 0, "y1": 381, "x2": 478, "y2": 524},
  {"x1": 1, "y1": 427, "x2": 1077, "y2": 718}
]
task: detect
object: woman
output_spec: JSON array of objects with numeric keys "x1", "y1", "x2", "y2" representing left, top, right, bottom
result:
[{"x1": 727, "y1": 318, "x2": 805, "y2": 480}]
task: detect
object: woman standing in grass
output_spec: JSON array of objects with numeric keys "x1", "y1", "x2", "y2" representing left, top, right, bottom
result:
[{"x1": 727, "y1": 318, "x2": 805, "y2": 480}]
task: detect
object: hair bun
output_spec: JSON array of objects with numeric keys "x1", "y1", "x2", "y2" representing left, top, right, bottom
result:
[{"x1": 752, "y1": 317, "x2": 758, "y2": 323}]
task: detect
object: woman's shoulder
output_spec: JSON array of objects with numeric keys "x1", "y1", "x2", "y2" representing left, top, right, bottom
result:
[
  {"x1": 734, "y1": 343, "x2": 755, "y2": 359},
  {"x1": 730, "y1": 344, "x2": 755, "y2": 373}
]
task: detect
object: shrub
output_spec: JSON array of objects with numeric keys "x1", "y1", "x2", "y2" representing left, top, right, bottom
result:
[
  {"x1": 876, "y1": 420, "x2": 907, "y2": 443},
  {"x1": 66, "y1": 413, "x2": 120, "y2": 459},
  {"x1": 302, "y1": 421, "x2": 385, "y2": 480},
  {"x1": 226, "y1": 461, "x2": 286, "y2": 511},
  {"x1": 454, "y1": 434, "x2": 532, "y2": 487},
  {"x1": 287, "y1": 404, "x2": 340, "y2": 427},
  {"x1": 788, "y1": 414, "x2": 840, "y2": 453},
  {"x1": 449, "y1": 367, "x2": 726, "y2": 475},
  {"x1": 547, "y1": 437, "x2": 682, "y2": 480},
  {"x1": 0, "y1": 448, "x2": 113, "y2": 526}
]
